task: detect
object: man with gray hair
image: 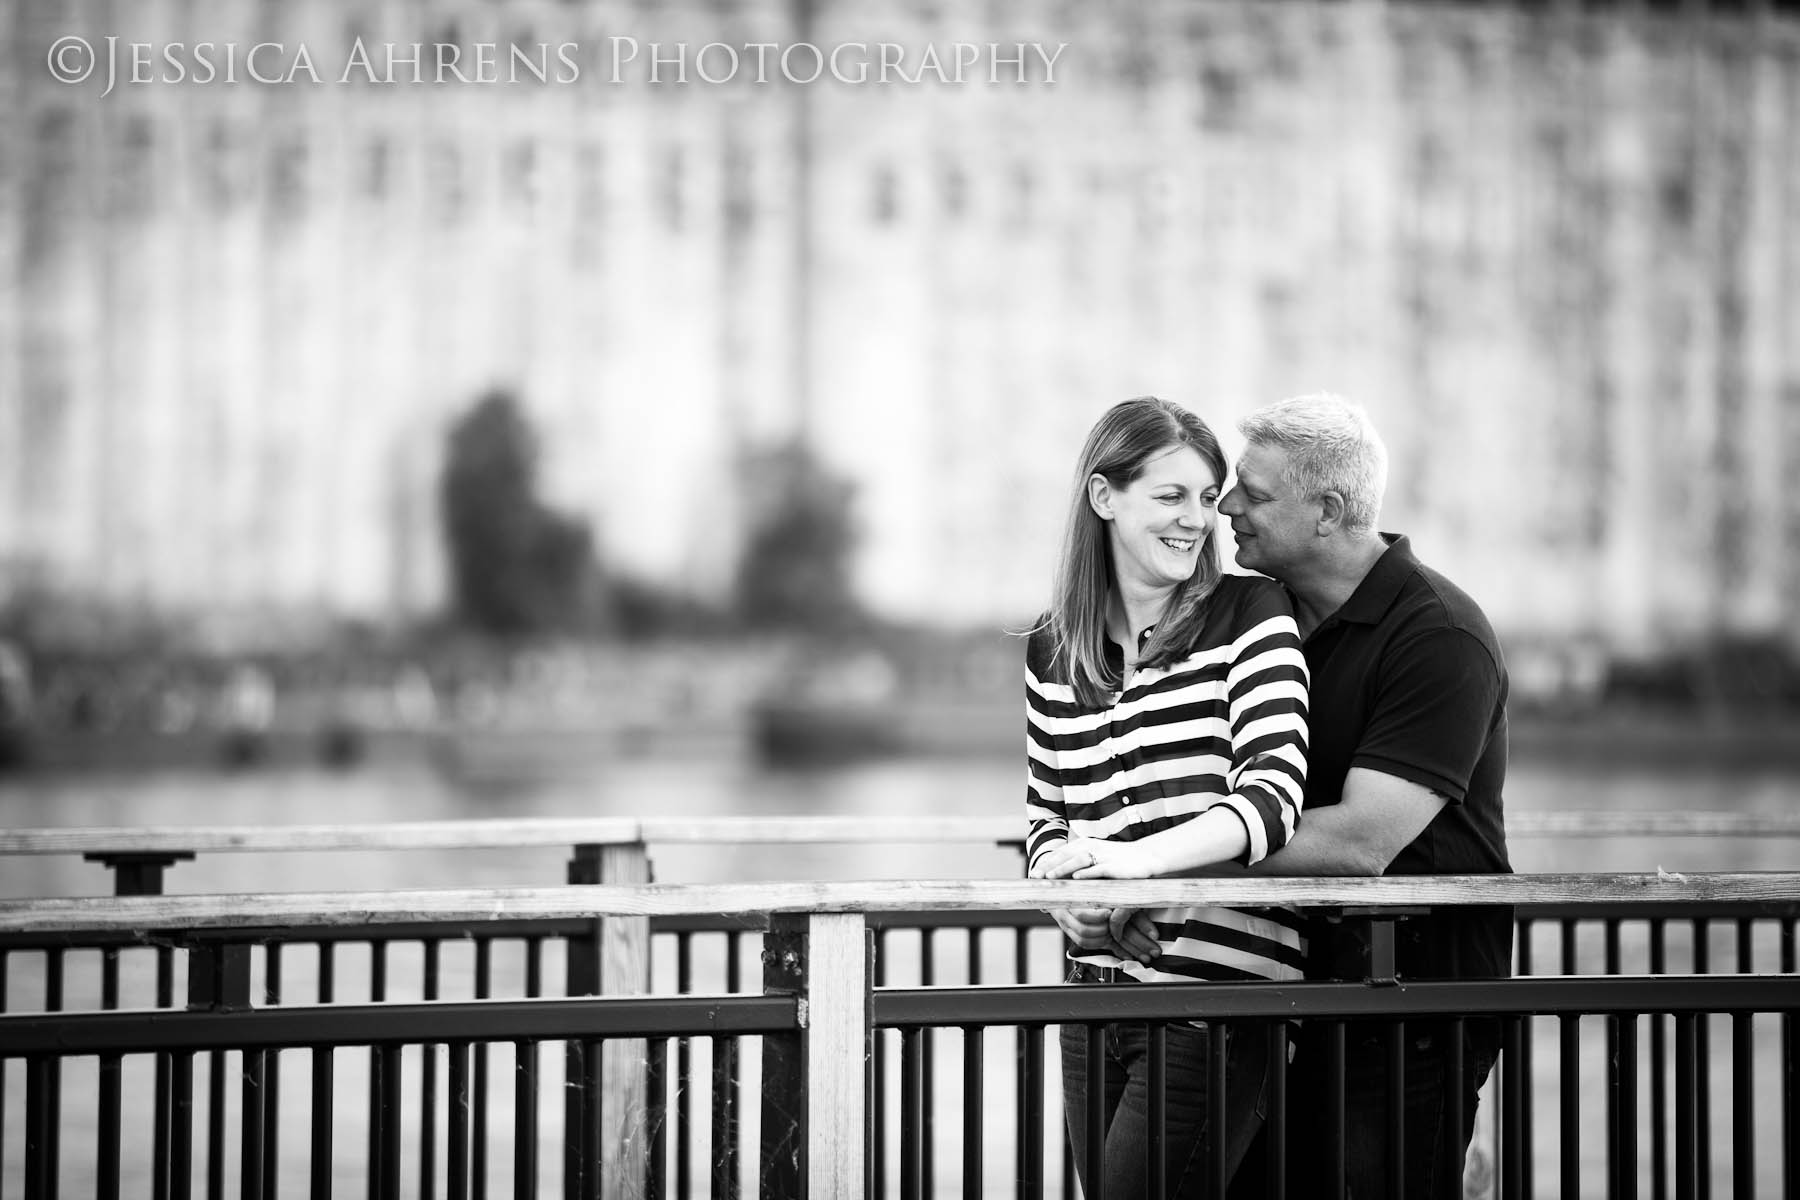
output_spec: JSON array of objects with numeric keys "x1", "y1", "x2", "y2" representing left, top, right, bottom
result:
[{"x1": 1220, "y1": 392, "x2": 1512, "y2": 1198}]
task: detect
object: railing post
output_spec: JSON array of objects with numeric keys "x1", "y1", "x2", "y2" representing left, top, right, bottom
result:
[
  {"x1": 186, "y1": 940, "x2": 252, "y2": 1012},
  {"x1": 84, "y1": 851, "x2": 196, "y2": 896},
  {"x1": 761, "y1": 912, "x2": 871, "y2": 1198},
  {"x1": 567, "y1": 841, "x2": 650, "y2": 1200}
]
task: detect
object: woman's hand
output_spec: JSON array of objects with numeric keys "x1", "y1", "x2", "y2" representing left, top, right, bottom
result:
[{"x1": 1032, "y1": 836, "x2": 1158, "y2": 881}]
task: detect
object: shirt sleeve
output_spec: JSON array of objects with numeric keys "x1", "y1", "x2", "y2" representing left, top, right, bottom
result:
[
  {"x1": 1217, "y1": 585, "x2": 1309, "y2": 865},
  {"x1": 1353, "y1": 626, "x2": 1502, "y2": 803},
  {"x1": 1024, "y1": 659, "x2": 1069, "y2": 876}
]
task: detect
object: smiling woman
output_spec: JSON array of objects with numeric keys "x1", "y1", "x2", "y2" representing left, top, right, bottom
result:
[{"x1": 1022, "y1": 397, "x2": 1310, "y2": 1198}]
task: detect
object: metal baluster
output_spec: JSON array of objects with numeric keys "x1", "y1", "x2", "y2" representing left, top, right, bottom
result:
[
  {"x1": 243, "y1": 1047, "x2": 266, "y2": 1200},
  {"x1": 645, "y1": 1037, "x2": 669, "y2": 1200},
  {"x1": 1785, "y1": 917, "x2": 1797, "y2": 1199},
  {"x1": 1, "y1": 949, "x2": 8, "y2": 1199},
  {"x1": 1650, "y1": 919, "x2": 1668, "y2": 1200},
  {"x1": 24, "y1": 1055, "x2": 55, "y2": 1200},
  {"x1": 962, "y1": 1026, "x2": 984, "y2": 1199},
  {"x1": 448, "y1": 1041, "x2": 470, "y2": 1200},
  {"x1": 711, "y1": 1036, "x2": 739, "y2": 1200},
  {"x1": 473, "y1": 940, "x2": 491, "y2": 1200},
  {"x1": 1691, "y1": 921, "x2": 1711, "y2": 1199},
  {"x1": 173, "y1": 1050, "x2": 196, "y2": 1200},
  {"x1": 421, "y1": 941, "x2": 439, "y2": 1200},
  {"x1": 263, "y1": 945, "x2": 281, "y2": 1200},
  {"x1": 1083, "y1": 1024, "x2": 1104, "y2": 1200},
  {"x1": 156, "y1": 945, "x2": 176, "y2": 1200},
  {"x1": 578, "y1": 1038, "x2": 602, "y2": 1200},
  {"x1": 1020, "y1": 1024, "x2": 1045, "y2": 1200},
  {"x1": 514, "y1": 1041, "x2": 538, "y2": 1200},
  {"x1": 1012, "y1": 931, "x2": 1028, "y2": 1199},
  {"x1": 45, "y1": 949, "x2": 63, "y2": 1200},
  {"x1": 921, "y1": 928, "x2": 936, "y2": 1200},
  {"x1": 1605, "y1": 921, "x2": 1623, "y2": 1199},
  {"x1": 1503, "y1": 1016, "x2": 1524, "y2": 1200},
  {"x1": 902, "y1": 1027, "x2": 925, "y2": 1200},
  {"x1": 380, "y1": 1045, "x2": 404, "y2": 1200},
  {"x1": 1613, "y1": 1016, "x2": 1638, "y2": 1200},
  {"x1": 311, "y1": 944, "x2": 334, "y2": 1200},
  {"x1": 676, "y1": 933, "x2": 693, "y2": 1200},
  {"x1": 722, "y1": 935, "x2": 743, "y2": 1197},
  {"x1": 207, "y1": 1053, "x2": 226, "y2": 1200},
  {"x1": 367, "y1": 941, "x2": 388, "y2": 1197},
  {"x1": 1732, "y1": 1011, "x2": 1754, "y2": 1200},
  {"x1": 874, "y1": 929, "x2": 888, "y2": 1200},
  {"x1": 99, "y1": 946, "x2": 121, "y2": 1200},
  {"x1": 1675, "y1": 1013, "x2": 1698, "y2": 1200},
  {"x1": 1561, "y1": 1014, "x2": 1581, "y2": 1200}
]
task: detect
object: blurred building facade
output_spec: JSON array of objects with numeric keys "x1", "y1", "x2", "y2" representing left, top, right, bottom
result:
[{"x1": 2, "y1": 0, "x2": 1798, "y2": 659}]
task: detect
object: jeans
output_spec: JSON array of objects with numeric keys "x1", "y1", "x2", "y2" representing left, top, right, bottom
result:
[
  {"x1": 1232, "y1": 1020, "x2": 1498, "y2": 1200},
  {"x1": 1060, "y1": 999, "x2": 1270, "y2": 1198}
]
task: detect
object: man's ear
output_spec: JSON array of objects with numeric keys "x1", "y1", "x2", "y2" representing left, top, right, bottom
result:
[
  {"x1": 1316, "y1": 490, "x2": 1346, "y2": 536},
  {"x1": 1087, "y1": 474, "x2": 1116, "y2": 520}
]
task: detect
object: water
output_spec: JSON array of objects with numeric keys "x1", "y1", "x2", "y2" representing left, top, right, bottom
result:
[
  {"x1": 5, "y1": 752, "x2": 1800, "y2": 900},
  {"x1": 3, "y1": 752, "x2": 1798, "y2": 1197}
]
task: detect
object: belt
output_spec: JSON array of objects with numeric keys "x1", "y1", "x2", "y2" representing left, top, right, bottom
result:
[{"x1": 1068, "y1": 961, "x2": 1140, "y2": 985}]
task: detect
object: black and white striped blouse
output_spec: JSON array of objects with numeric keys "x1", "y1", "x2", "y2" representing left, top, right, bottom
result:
[{"x1": 1025, "y1": 574, "x2": 1311, "y2": 983}]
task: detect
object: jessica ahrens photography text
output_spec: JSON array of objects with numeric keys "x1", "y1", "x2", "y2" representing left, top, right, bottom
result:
[{"x1": 48, "y1": 34, "x2": 1072, "y2": 95}]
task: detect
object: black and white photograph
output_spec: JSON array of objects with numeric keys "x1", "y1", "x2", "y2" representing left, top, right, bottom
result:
[{"x1": 2, "y1": 0, "x2": 1798, "y2": 1195}]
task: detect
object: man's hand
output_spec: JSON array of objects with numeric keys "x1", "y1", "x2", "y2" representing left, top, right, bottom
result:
[
  {"x1": 1048, "y1": 907, "x2": 1160, "y2": 965},
  {"x1": 1049, "y1": 907, "x2": 1119, "y2": 951}
]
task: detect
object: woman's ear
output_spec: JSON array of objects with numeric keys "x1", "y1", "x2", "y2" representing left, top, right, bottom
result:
[{"x1": 1087, "y1": 473, "x2": 1115, "y2": 520}]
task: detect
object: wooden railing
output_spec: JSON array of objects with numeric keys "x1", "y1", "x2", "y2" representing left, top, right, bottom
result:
[
  {"x1": 4, "y1": 874, "x2": 1800, "y2": 1198},
  {"x1": 5, "y1": 811, "x2": 1800, "y2": 896}
]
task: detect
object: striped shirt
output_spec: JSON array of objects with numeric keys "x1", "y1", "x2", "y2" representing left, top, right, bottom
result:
[{"x1": 1026, "y1": 575, "x2": 1310, "y2": 983}]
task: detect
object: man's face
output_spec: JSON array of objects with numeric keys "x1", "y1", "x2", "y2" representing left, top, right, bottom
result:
[{"x1": 1219, "y1": 442, "x2": 1320, "y2": 580}]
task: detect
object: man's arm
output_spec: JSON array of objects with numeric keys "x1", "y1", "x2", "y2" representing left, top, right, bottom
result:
[{"x1": 1248, "y1": 766, "x2": 1447, "y2": 877}]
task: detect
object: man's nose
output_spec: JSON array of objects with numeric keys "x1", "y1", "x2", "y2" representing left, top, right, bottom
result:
[{"x1": 1219, "y1": 488, "x2": 1242, "y2": 516}]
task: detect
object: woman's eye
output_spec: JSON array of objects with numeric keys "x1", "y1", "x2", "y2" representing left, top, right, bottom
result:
[
  {"x1": 1202, "y1": 494, "x2": 1219, "y2": 507},
  {"x1": 1156, "y1": 493, "x2": 1182, "y2": 504}
]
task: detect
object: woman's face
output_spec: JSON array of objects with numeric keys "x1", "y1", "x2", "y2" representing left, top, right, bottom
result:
[{"x1": 1094, "y1": 444, "x2": 1220, "y2": 594}]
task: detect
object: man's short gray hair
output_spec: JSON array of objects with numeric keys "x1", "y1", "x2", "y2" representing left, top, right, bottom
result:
[{"x1": 1238, "y1": 393, "x2": 1389, "y2": 534}]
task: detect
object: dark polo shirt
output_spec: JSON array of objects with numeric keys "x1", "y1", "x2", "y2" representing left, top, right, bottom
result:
[{"x1": 1301, "y1": 534, "x2": 1513, "y2": 982}]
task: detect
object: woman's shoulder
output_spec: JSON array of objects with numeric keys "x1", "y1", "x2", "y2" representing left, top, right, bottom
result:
[{"x1": 1022, "y1": 616, "x2": 1059, "y2": 678}]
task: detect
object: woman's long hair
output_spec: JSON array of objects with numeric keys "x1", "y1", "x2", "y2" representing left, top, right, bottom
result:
[{"x1": 1045, "y1": 397, "x2": 1227, "y2": 709}]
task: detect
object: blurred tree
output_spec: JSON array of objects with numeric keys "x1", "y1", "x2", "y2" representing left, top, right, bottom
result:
[
  {"x1": 734, "y1": 441, "x2": 862, "y2": 631},
  {"x1": 439, "y1": 390, "x2": 594, "y2": 636}
]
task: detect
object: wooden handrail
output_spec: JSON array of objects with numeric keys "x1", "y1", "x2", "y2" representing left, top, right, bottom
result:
[
  {"x1": 3, "y1": 811, "x2": 1799, "y2": 856},
  {"x1": 3, "y1": 872, "x2": 1798, "y2": 933}
]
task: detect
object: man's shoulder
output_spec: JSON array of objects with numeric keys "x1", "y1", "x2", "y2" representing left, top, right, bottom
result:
[
  {"x1": 1390, "y1": 554, "x2": 1501, "y2": 656},
  {"x1": 1211, "y1": 572, "x2": 1293, "y2": 624}
]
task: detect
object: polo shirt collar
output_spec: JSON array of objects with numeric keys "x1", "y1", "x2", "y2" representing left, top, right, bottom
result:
[{"x1": 1330, "y1": 533, "x2": 1417, "y2": 627}]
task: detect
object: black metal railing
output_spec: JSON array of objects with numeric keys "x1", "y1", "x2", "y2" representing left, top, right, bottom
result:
[{"x1": 3, "y1": 875, "x2": 1800, "y2": 1198}]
